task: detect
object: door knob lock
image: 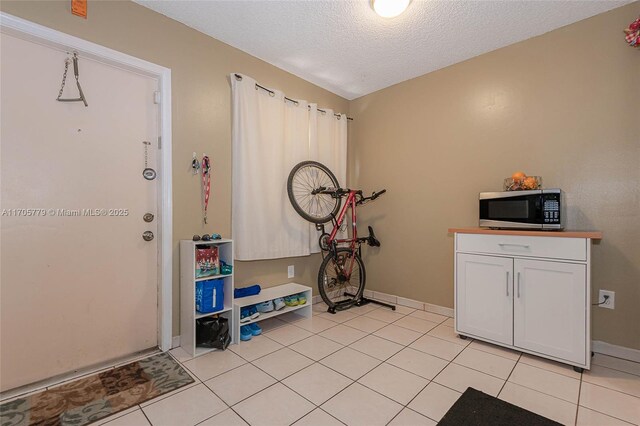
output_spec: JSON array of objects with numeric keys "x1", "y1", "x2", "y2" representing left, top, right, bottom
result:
[
  {"x1": 142, "y1": 231, "x2": 154, "y2": 241},
  {"x1": 143, "y1": 213, "x2": 155, "y2": 223}
]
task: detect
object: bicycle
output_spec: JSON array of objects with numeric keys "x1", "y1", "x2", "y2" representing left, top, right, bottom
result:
[{"x1": 287, "y1": 160, "x2": 393, "y2": 313}]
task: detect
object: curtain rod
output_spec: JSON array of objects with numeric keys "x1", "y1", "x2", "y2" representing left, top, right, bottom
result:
[{"x1": 234, "y1": 74, "x2": 353, "y2": 121}]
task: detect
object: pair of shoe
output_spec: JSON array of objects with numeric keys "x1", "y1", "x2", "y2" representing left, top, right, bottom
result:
[
  {"x1": 240, "y1": 323, "x2": 261, "y2": 341},
  {"x1": 256, "y1": 298, "x2": 286, "y2": 313},
  {"x1": 284, "y1": 293, "x2": 307, "y2": 307},
  {"x1": 240, "y1": 306, "x2": 259, "y2": 323}
]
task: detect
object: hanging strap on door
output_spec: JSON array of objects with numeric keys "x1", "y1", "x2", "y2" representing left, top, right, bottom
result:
[
  {"x1": 56, "y1": 52, "x2": 88, "y2": 107},
  {"x1": 201, "y1": 155, "x2": 211, "y2": 224}
]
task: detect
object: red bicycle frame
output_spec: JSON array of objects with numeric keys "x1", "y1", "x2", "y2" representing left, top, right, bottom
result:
[{"x1": 325, "y1": 190, "x2": 360, "y2": 279}]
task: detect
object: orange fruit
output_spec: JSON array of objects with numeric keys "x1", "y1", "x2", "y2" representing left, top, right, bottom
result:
[
  {"x1": 511, "y1": 171, "x2": 526, "y2": 182},
  {"x1": 523, "y1": 176, "x2": 538, "y2": 189}
]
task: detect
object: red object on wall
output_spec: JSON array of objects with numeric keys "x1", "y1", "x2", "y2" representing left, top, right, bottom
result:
[{"x1": 624, "y1": 17, "x2": 640, "y2": 47}]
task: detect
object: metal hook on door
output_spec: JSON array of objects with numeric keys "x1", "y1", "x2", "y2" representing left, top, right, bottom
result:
[{"x1": 56, "y1": 52, "x2": 88, "y2": 107}]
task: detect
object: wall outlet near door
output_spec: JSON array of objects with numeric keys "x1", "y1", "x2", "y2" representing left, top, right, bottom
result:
[
  {"x1": 598, "y1": 290, "x2": 615, "y2": 309},
  {"x1": 287, "y1": 265, "x2": 295, "y2": 279}
]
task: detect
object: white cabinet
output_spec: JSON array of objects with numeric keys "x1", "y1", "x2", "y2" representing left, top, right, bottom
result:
[
  {"x1": 514, "y1": 259, "x2": 586, "y2": 365},
  {"x1": 456, "y1": 254, "x2": 513, "y2": 346},
  {"x1": 453, "y1": 230, "x2": 599, "y2": 371}
]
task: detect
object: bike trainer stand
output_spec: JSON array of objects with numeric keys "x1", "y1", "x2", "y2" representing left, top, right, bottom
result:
[{"x1": 327, "y1": 291, "x2": 396, "y2": 313}]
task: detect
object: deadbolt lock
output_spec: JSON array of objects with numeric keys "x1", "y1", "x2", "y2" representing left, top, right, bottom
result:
[
  {"x1": 143, "y1": 213, "x2": 155, "y2": 223},
  {"x1": 142, "y1": 231, "x2": 154, "y2": 241}
]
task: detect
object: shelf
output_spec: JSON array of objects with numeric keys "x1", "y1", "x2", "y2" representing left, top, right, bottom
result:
[
  {"x1": 194, "y1": 346, "x2": 218, "y2": 357},
  {"x1": 234, "y1": 283, "x2": 311, "y2": 308},
  {"x1": 239, "y1": 302, "x2": 310, "y2": 326},
  {"x1": 195, "y1": 273, "x2": 232, "y2": 282},
  {"x1": 232, "y1": 283, "x2": 312, "y2": 344},
  {"x1": 189, "y1": 238, "x2": 233, "y2": 245},
  {"x1": 181, "y1": 239, "x2": 235, "y2": 357},
  {"x1": 195, "y1": 305, "x2": 233, "y2": 319}
]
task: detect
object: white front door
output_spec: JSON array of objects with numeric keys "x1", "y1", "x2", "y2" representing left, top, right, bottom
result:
[
  {"x1": 456, "y1": 253, "x2": 513, "y2": 346},
  {"x1": 1, "y1": 33, "x2": 160, "y2": 392},
  {"x1": 513, "y1": 259, "x2": 586, "y2": 364}
]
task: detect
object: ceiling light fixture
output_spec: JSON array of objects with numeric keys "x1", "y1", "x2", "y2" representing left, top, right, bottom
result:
[{"x1": 371, "y1": 0, "x2": 411, "y2": 18}]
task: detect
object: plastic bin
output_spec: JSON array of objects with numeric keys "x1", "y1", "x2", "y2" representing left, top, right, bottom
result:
[{"x1": 196, "y1": 279, "x2": 224, "y2": 313}]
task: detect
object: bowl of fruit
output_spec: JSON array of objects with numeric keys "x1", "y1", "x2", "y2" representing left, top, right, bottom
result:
[{"x1": 504, "y1": 172, "x2": 542, "y2": 191}]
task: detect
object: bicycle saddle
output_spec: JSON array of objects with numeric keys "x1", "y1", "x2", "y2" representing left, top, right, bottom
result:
[{"x1": 367, "y1": 226, "x2": 381, "y2": 247}]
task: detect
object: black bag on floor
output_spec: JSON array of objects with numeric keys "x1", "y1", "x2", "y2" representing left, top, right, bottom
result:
[{"x1": 196, "y1": 316, "x2": 231, "y2": 350}]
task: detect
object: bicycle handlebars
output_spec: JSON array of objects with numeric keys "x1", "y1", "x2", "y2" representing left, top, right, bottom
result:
[
  {"x1": 314, "y1": 187, "x2": 386, "y2": 204},
  {"x1": 371, "y1": 189, "x2": 386, "y2": 200}
]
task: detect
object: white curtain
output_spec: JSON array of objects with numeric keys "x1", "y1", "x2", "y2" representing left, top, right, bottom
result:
[
  {"x1": 231, "y1": 74, "x2": 348, "y2": 260},
  {"x1": 309, "y1": 105, "x2": 348, "y2": 253}
]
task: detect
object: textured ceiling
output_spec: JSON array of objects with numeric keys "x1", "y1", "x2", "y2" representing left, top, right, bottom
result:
[{"x1": 134, "y1": 0, "x2": 631, "y2": 100}]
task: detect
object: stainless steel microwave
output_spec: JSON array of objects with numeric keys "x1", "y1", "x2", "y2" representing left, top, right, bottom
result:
[{"x1": 479, "y1": 189, "x2": 564, "y2": 230}]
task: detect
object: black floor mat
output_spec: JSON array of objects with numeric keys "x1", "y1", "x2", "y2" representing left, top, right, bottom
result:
[{"x1": 437, "y1": 387, "x2": 562, "y2": 426}]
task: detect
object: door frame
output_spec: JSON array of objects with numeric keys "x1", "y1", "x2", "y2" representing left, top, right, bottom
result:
[{"x1": 0, "y1": 12, "x2": 173, "y2": 352}]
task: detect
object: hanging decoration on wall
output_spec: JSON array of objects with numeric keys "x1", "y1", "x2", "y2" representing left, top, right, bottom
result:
[
  {"x1": 142, "y1": 141, "x2": 156, "y2": 181},
  {"x1": 624, "y1": 17, "x2": 640, "y2": 48},
  {"x1": 56, "y1": 52, "x2": 88, "y2": 107},
  {"x1": 191, "y1": 152, "x2": 201, "y2": 175},
  {"x1": 201, "y1": 155, "x2": 211, "y2": 224}
]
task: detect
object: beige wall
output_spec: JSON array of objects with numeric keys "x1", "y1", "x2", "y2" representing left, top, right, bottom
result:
[
  {"x1": 0, "y1": 0, "x2": 346, "y2": 336},
  {"x1": 2, "y1": 1, "x2": 639, "y2": 351},
  {"x1": 349, "y1": 2, "x2": 640, "y2": 350}
]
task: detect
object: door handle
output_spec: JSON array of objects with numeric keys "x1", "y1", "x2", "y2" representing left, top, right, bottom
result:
[
  {"x1": 142, "y1": 231, "x2": 154, "y2": 241},
  {"x1": 517, "y1": 272, "x2": 521, "y2": 298},
  {"x1": 506, "y1": 271, "x2": 510, "y2": 297}
]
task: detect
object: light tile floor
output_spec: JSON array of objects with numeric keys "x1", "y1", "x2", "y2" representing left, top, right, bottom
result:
[{"x1": 12, "y1": 302, "x2": 640, "y2": 426}]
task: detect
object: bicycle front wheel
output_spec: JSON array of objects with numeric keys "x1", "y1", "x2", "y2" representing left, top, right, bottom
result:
[
  {"x1": 318, "y1": 248, "x2": 365, "y2": 311},
  {"x1": 287, "y1": 161, "x2": 341, "y2": 224}
]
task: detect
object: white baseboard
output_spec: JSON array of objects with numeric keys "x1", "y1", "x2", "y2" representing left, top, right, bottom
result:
[
  {"x1": 423, "y1": 302, "x2": 455, "y2": 317},
  {"x1": 592, "y1": 340, "x2": 640, "y2": 363},
  {"x1": 171, "y1": 335, "x2": 180, "y2": 349}
]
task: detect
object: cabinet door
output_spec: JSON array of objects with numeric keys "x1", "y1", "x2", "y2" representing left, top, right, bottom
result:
[
  {"x1": 514, "y1": 259, "x2": 586, "y2": 364},
  {"x1": 456, "y1": 254, "x2": 513, "y2": 346}
]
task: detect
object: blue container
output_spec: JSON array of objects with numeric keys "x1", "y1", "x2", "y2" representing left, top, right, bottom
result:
[{"x1": 196, "y1": 279, "x2": 224, "y2": 313}]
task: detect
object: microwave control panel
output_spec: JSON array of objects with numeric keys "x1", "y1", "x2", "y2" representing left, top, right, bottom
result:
[{"x1": 543, "y1": 194, "x2": 561, "y2": 224}]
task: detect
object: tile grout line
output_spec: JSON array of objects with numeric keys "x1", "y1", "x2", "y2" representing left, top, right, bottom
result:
[
  {"x1": 576, "y1": 380, "x2": 640, "y2": 422},
  {"x1": 139, "y1": 405, "x2": 153, "y2": 426},
  {"x1": 497, "y1": 352, "x2": 522, "y2": 396},
  {"x1": 574, "y1": 369, "x2": 584, "y2": 426}
]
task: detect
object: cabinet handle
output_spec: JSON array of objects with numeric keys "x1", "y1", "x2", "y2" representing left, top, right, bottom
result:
[
  {"x1": 506, "y1": 271, "x2": 510, "y2": 296},
  {"x1": 498, "y1": 243, "x2": 530, "y2": 249},
  {"x1": 517, "y1": 272, "x2": 521, "y2": 298}
]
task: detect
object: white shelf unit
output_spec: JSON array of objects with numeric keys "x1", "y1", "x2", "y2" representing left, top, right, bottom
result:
[
  {"x1": 180, "y1": 239, "x2": 235, "y2": 357},
  {"x1": 233, "y1": 283, "x2": 312, "y2": 343}
]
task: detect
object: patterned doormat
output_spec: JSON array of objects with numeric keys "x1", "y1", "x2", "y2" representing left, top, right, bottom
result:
[{"x1": 0, "y1": 352, "x2": 194, "y2": 426}]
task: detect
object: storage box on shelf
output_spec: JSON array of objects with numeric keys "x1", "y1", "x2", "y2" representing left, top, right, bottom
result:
[
  {"x1": 180, "y1": 239, "x2": 234, "y2": 357},
  {"x1": 233, "y1": 283, "x2": 312, "y2": 343}
]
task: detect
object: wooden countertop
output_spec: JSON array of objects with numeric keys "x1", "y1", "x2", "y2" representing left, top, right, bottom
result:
[{"x1": 448, "y1": 227, "x2": 602, "y2": 239}]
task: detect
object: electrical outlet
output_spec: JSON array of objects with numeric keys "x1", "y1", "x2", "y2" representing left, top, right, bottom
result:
[
  {"x1": 598, "y1": 290, "x2": 615, "y2": 309},
  {"x1": 287, "y1": 265, "x2": 294, "y2": 279}
]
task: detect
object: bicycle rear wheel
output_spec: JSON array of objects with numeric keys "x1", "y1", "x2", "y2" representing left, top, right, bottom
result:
[
  {"x1": 318, "y1": 248, "x2": 365, "y2": 312},
  {"x1": 287, "y1": 161, "x2": 341, "y2": 224}
]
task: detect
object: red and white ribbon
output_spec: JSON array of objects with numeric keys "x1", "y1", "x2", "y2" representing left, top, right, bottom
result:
[
  {"x1": 624, "y1": 17, "x2": 640, "y2": 47},
  {"x1": 201, "y1": 155, "x2": 211, "y2": 224}
]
